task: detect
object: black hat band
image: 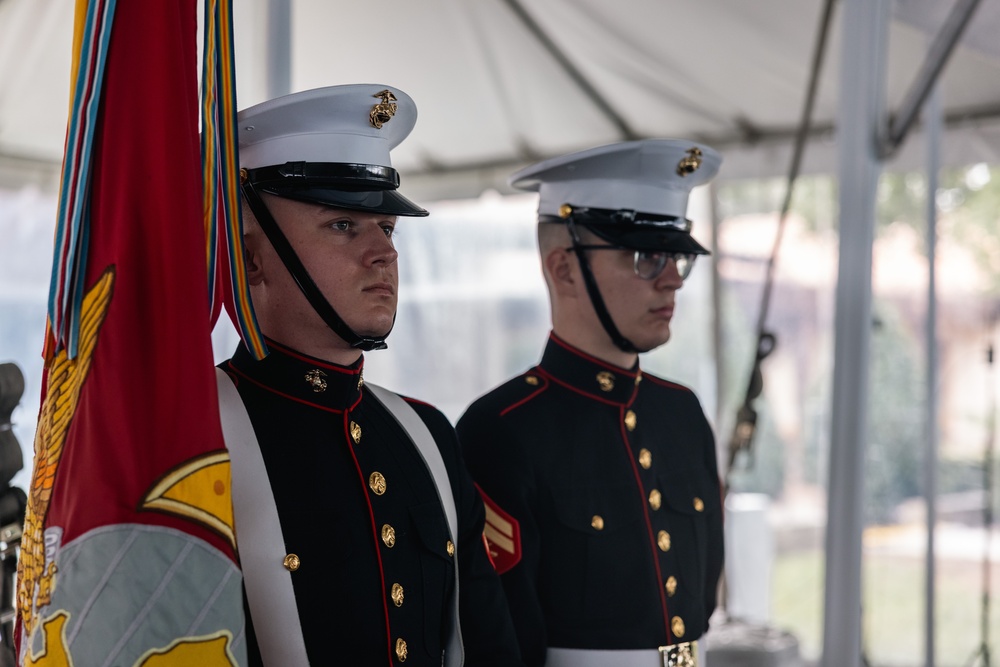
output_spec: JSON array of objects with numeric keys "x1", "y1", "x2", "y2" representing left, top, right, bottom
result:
[{"x1": 244, "y1": 162, "x2": 400, "y2": 192}]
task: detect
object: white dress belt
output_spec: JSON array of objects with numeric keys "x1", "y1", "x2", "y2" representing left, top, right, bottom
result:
[{"x1": 547, "y1": 640, "x2": 702, "y2": 667}]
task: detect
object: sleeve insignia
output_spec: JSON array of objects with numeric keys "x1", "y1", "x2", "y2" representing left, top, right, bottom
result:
[{"x1": 477, "y1": 485, "x2": 521, "y2": 575}]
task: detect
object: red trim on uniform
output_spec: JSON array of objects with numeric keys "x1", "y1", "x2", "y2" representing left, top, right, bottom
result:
[
  {"x1": 549, "y1": 332, "x2": 640, "y2": 379},
  {"x1": 266, "y1": 339, "x2": 364, "y2": 376},
  {"x1": 499, "y1": 371, "x2": 549, "y2": 416},
  {"x1": 475, "y1": 483, "x2": 522, "y2": 575},
  {"x1": 400, "y1": 395, "x2": 432, "y2": 408},
  {"x1": 482, "y1": 533, "x2": 496, "y2": 569},
  {"x1": 617, "y1": 406, "x2": 673, "y2": 644},
  {"x1": 626, "y1": 374, "x2": 641, "y2": 407},
  {"x1": 224, "y1": 362, "x2": 346, "y2": 414},
  {"x1": 642, "y1": 373, "x2": 694, "y2": 393},
  {"x1": 340, "y1": 408, "x2": 394, "y2": 663},
  {"x1": 534, "y1": 366, "x2": 625, "y2": 407}
]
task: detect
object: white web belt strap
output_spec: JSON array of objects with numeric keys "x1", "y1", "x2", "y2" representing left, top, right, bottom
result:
[
  {"x1": 216, "y1": 368, "x2": 310, "y2": 666},
  {"x1": 366, "y1": 383, "x2": 464, "y2": 667}
]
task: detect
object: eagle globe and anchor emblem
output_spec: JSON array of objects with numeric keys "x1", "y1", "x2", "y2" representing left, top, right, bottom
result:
[{"x1": 369, "y1": 90, "x2": 397, "y2": 129}]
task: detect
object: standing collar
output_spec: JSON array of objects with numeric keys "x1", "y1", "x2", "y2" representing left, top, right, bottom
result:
[
  {"x1": 538, "y1": 333, "x2": 641, "y2": 405},
  {"x1": 226, "y1": 338, "x2": 365, "y2": 412}
]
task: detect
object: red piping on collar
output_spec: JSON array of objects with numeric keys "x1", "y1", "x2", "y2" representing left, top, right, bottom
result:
[
  {"x1": 224, "y1": 361, "x2": 348, "y2": 414},
  {"x1": 549, "y1": 332, "x2": 640, "y2": 378},
  {"x1": 266, "y1": 339, "x2": 364, "y2": 376}
]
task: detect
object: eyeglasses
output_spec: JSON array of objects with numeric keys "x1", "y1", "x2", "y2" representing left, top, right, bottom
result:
[{"x1": 567, "y1": 245, "x2": 697, "y2": 280}]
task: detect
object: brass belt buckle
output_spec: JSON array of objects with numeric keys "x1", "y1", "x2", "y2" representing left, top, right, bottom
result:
[{"x1": 658, "y1": 640, "x2": 698, "y2": 667}]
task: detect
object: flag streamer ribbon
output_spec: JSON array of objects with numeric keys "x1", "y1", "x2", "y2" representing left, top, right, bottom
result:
[
  {"x1": 201, "y1": 0, "x2": 267, "y2": 359},
  {"x1": 46, "y1": 0, "x2": 117, "y2": 360}
]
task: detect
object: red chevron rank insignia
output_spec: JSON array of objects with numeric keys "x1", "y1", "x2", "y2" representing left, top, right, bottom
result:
[{"x1": 477, "y1": 485, "x2": 521, "y2": 575}]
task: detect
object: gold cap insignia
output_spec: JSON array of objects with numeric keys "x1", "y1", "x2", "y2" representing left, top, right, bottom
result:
[
  {"x1": 676, "y1": 147, "x2": 703, "y2": 177},
  {"x1": 370, "y1": 89, "x2": 398, "y2": 129}
]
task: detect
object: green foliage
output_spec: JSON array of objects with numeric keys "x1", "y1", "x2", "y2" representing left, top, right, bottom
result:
[
  {"x1": 866, "y1": 299, "x2": 926, "y2": 524},
  {"x1": 878, "y1": 164, "x2": 1000, "y2": 294}
]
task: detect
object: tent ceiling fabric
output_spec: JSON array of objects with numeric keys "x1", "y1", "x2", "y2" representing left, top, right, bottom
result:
[{"x1": 2, "y1": 0, "x2": 1000, "y2": 198}]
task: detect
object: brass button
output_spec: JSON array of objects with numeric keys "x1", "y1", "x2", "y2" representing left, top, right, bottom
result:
[
  {"x1": 635, "y1": 371, "x2": 643, "y2": 386},
  {"x1": 657, "y1": 530, "x2": 671, "y2": 552},
  {"x1": 672, "y1": 615, "x2": 686, "y2": 638},
  {"x1": 304, "y1": 368, "x2": 327, "y2": 392},
  {"x1": 591, "y1": 515, "x2": 604, "y2": 531},
  {"x1": 381, "y1": 524, "x2": 396, "y2": 548},
  {"x1": 596, "y1": 371, "x2": 614, "y2": 392},
  {"x1": 395, "y1": 638, "x2": 407, "y2": 661},
  {"x1": 357, "y1": 372, "x2": 364, "y2": 389},
  {"x1": 446, "y1": 540, "x2": 455, "y2": 557},
  {"x1": 666, "y1": 575, "x2": 678, "y2": 597},
  {"x1": 391, "y1": 583, "x2": 404, "y2": 607},
  {"x1": 638, "y1": 448, "x2": 652, "y2": 469},
  {"x1": 693, "y1": 497, "x2": 704, "y2": 512},
  {"x1": 369, "y1": 472, "x2": 387, "y2": 495},
  {"x1": 649, "y1": 489, "x2": 662, "y2": 511},
  {"x1": 559, "y1": 203, "x2": 573, "y2": 218},
  {"x1": 350, "y1": 421, "x2": 362, "y2": 444},
  {"x1": 624, "y1": 410, "x2": 637, "y2": 432},
  {"x1": 283, "y1": 553, "x2": 300, "y2": 571},
  {"x1": 525, "y1": 375, "x2": 539, "y2": 386}
]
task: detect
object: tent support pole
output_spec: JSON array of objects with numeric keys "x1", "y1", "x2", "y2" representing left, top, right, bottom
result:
[
  {"x1": 923, "y1": 78, "x2": 942, "y2": 667},
  {"x1": 821, "y1": 1, "x2": 889, "y2": 666},
  {"x1": 265, "y1": 0, "x2": 291, "y2": 100},
  {"x1": 881, "y1": 0, "x2": 983, "y2": 157}
]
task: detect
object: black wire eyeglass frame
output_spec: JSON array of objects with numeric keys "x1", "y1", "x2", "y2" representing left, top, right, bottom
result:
[{"x1": 565, "y1": 244, "x2": 697, "y2": 281}]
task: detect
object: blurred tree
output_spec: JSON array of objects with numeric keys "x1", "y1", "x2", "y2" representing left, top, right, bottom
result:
[
  {"x1": 866, "y1": 299, "x2": 925, "y2": 524},
  {"x1": 878, "y1": 165, "x2": 1000, "y2": 294}
]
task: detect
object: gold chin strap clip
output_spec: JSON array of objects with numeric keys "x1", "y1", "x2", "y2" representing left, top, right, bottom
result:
[{"x1": 659, "y1": 641, "x2": 698, "y2": 667}]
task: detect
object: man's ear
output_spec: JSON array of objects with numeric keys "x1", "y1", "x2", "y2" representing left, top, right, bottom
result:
[
  {"x1": 544, "y1": 246, "x2": 577, "y2": 298},
  {"x1": 243, "y1": 233, "x2": 264, "y2": 286}
]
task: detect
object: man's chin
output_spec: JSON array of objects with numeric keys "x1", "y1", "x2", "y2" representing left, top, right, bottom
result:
[
  {"x1": 633, "y1": 330, "x2": 671, "y2": 354},
  {"x1": 352, "y1": 318, "x2": 396, "y2": 342}
]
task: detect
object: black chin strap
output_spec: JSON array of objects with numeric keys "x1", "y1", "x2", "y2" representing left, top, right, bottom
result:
[
  {"x1": 240, "y1": 177, "x2": 392, "y2": 351},
  {"x1": 566, "y1": 218, "x2": 638, "y2": 354}
]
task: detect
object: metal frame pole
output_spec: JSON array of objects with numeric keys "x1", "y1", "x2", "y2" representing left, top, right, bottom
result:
[
  {"x1": 923, "y1": 80, "x2": 942, "y2": 667},
  {"x1": 265, "y1": 0, "x2": 292, "y2": 100},
  {"x1": 821, "y1": 1, "x2": 889, "y2": 665}
]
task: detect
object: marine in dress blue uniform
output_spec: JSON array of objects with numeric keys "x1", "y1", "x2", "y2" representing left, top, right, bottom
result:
[
  {"x1": 457, "y1": 141, "x2": 725, "y2": 667},
  {"x1": 221, "y1": 84, "x2": 524, "y2": 666}
]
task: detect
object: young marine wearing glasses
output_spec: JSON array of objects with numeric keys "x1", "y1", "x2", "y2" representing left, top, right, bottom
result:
[{"x1": 457, "y1": 140, "x2": 725, "y2": 667}]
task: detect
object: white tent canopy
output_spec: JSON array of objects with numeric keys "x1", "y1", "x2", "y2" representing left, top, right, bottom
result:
[
  {"x1": 2, "y1": 0, "x2": 1000, "y2": 197},
  {"x1": 1, "y1": 3, "x2": 997, "y2": 666}
]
